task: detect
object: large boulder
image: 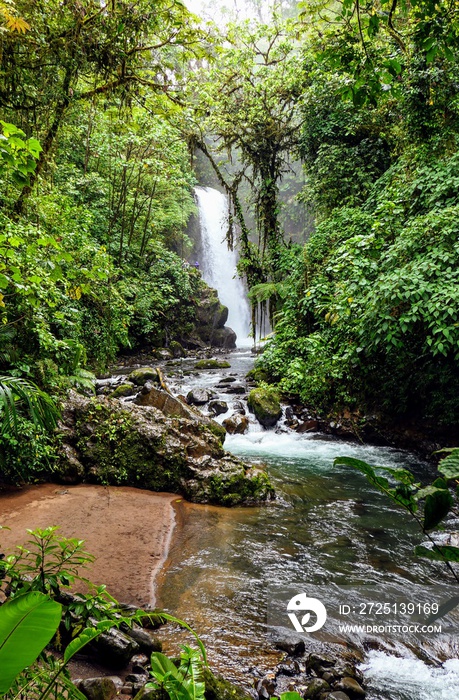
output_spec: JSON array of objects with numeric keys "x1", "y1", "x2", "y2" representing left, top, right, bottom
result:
[
  {"x1": 58, "y1": 392, "x2": 274, "y2": 506},
  {"x1": 186, "y1": 388, "x2": 214, "y2": 405},
  {"x1": 223, "y1": 414, "x2": 249, "y2": 434},
  {"x1": 247, "y1": 387, "x2": 282, "y2": 428}
]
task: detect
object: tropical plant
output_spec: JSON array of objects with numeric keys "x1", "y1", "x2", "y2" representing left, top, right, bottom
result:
[
  {"x1": 0, "y1": 376, "x2": 58, "y2": 436},
  {"x1": 147, "y1": 645, "x2": 206, "y2": 700},
  {"x1": 0, "y1": 591, "x2": 62, "y2": 695},
  {"x1": 0, "y1": 527, "x2": 207, "y2": 699}
]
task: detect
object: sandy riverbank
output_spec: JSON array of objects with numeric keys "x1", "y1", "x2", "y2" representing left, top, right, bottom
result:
[{"x1": 0, "y1": 483, "x2": 179, "y2": 607}]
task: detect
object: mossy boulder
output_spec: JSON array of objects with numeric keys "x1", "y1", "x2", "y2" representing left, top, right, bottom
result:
[
  {"x1": 58, "y1": 392, "x2": 274, "y2": 506},
  {"x1": 129, "y1": 367, "x2": 159, "y2": 386},
  {"x1": 247, "y1": 387, "x2": 282, "y2": 428},
  {"x1": 110, "y1": 382, "x2": 136, "y2": 398},
  {"x1": 169, "y1": 340, "x2": 186, "y2": 358},
  {"x1": 194, "y1": 359, "x2": 231, "y2": 370}
]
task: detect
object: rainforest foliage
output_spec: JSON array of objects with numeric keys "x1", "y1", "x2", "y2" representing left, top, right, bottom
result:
[{"x1": 0, "y1": 0, "x2": 458, "y2": 481}]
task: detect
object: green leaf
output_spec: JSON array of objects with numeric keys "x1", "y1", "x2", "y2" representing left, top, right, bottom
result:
[
  {"x1": 150, "y1": 652, "x2": 181, "y2": 681},
  {"x1": 415, "y1": 545, "x2": 459, "y2": 563},
  {"x1": 63, "y1": 627, "x2": 102, "y2": 663},
  {"x1": 438, "y1": 449, "x2": 459, "y2": 481},
  {"x1": 0, "y1": 591, "x2": 61, "y2": 693},
  {"x1": 423, "y1": 490, "x2": 453, "y2": 530}
]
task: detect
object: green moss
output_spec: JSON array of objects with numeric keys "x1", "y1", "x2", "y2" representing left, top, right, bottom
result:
[
  {"x1": 194, "y1": 359, "x2": 231, "y2": 369},
  {"x1": 110, "y1": 383, "x2": 135, "y2": 398},
  {"x1": 247, "y1": 386, "x2": 282, "y2": 427},
  {"x1": 203, "y1": 668, "x2": 252, "y2": 700},
  {"x1": 246, "y1": 367, "x2": 270, "y2": 384},
  {"x1": 129, "y1": 367, "x2": 159, "y2": 385}
]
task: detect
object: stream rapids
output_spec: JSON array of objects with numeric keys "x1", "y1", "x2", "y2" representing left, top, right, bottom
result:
[{"x1": 150, "y1": 346, "x2": 459, "y2": 700}]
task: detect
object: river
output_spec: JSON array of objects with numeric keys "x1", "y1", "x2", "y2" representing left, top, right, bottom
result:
[{"x1": 156, "y1": 347, "x2": 459, "y2": 700}]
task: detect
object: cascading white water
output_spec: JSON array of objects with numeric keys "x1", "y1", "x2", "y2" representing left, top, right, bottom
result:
[{"x1": 195, "y1": 186, "x2": 251, "y2": 343}]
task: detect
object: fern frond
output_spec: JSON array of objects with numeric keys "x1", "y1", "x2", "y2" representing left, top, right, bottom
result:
[{"x1": 0, "y1": 376, "x2": 59, "y2": 435}]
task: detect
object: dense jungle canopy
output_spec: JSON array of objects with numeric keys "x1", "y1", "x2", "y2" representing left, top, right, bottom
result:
[{"x1": 1, "y1": 0, "x2": 459, "y2": 480}]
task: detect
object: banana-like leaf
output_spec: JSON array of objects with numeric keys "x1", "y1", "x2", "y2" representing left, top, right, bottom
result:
[
  {"x1": 438, "y1": 449, "x2": 459, "y2": 481},
  {"x1": 0, "y1": 591, "x2": 61, "y2": 693},
  {"x1": 423, "y1": 489, "x2": 453, "y2": 530}
]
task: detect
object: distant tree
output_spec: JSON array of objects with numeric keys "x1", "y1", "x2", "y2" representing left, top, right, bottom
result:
[{"x1": 0, "y1": 0, "x2": 201, "y2": 212}]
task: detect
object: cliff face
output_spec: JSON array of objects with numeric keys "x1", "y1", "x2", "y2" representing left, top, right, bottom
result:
[{"x1": 57, "y1": 391, "x2": 274, "y2": 506}]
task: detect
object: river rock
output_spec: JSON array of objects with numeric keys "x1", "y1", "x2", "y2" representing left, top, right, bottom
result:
[
  {"x1": 327, "y1": 693, "x2": 351, "y2": 700},
  {"x1": 247, "y1": 388, "x2": 282, "y2": 428},
  {"x1": 58, "y1": 392, "x2": 274, "y2": 506},
  {"x1": 168, "y1": 340, "x2": 186, "y2": 357},
  {"x1": 90, "y1": 627, "x2": 139, "y2": 668},
  {"x1": 209, "y1": 400, "x2": 228, "y2": 416},
  {"x1": 303, "y1": 678, "x2": 331, "y2": 698},
  {"x1": 274, "y1": 635, "x2": 305, "y2": 656},
  {"x1": 223, "y1": 414, "x2": 249, "y2": 434},
  {"x1": 187, "y1": 388, "x2": 213, "y2": 405},
  {"x1": 194, "y1": 359, "x2": 231, "y2": 369},
  {"x1": 225, "y1": 383, "x2": 246, "y2": 394},
  {"x1": 232, "y1": 400, "x2": 246, "y2": 414},
  {"x1": 297, "y1": 419, "x2": 319, "y2": 433},
  {"x1": 78, "y1": 677, "x2": 118, "y2": 700},
  {"x1": 129, "y1": 367, "x2": 159, "y2": 386},
  {"x1": 217, "y1": 376, "x2": 237, "y2": 384},
  {"x1": 110, "y1": 382, "x2": 136, "y2": 398},
  {"x1": 334, "y1": 677, "x2": 366, "y2": 698},
  {"x1": 123, "y1": 624, "x2": 162, "y2": 654},
  {"x1": 306, "y1": 653, "x2": 336, "y2": 673}
]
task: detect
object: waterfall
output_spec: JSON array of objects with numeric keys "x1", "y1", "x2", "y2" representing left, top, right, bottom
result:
[{"x1": 194, "y1": 186, "x2": 251, "y2": 344}]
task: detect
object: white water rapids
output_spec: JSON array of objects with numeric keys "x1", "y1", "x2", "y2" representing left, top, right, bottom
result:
[{"x1": 195, "y1": 186, "x2": 251, "y2": 344}]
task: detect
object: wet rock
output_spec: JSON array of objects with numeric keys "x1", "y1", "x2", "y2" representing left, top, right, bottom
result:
[
  {"x1": 303, "y1": 678, "x2": 331, "y2": 698},
  {"x1": 275, "y1": 661, "x2": 301, "y2": 677},
  {"x1": 247, "y1": 388, "x2": 282, "y2": 428},
  {"x1": 209, "y1": 400, "x2": 228, "y2": 416},
  {"x1": 334, "y1": 677, "x2": 366, "y2": 698},
  {"x1": 129, "y1": 368, "x2": 159, "y2": 386},
  {"x1": 327, "y1": 693, "x2": 351, "y2": 700},
  {"x1": 169, "y1": 340, "x2": 186, "y2": 357},
  {"x1": 110, "y1": 382, "x2": 136, "y2": 398},
  {"x1": 232, "y1": 400, "x2": 246, "y2": 414},
  {"x1": 225, "y1": 384, "x2": 246, "y2": 395},
  {"x1": 297, "y1": 420, "x2": 319, "y2": 433},
  {"x1": 79, "y1": 677, "x2": 117, "y2": 700},
  {"x1": 274, "y1": 635, "x2": 305, "y2": 656},
  {"x1": 257, "y1": 673, "x2": 276, "y2": 696},
  {"x1": 187, "y1": 388, "x2": 214, "y2": 405},
  {"x1": 194, "y1": 359, "x2": 231, "y2": 369},
  {"x1": 131, "y1": 653, "x2": 149, "y2": 668},
  {"x1": 334, "y1": 663, "x2": 363, "y2": 682},
  {"x1": 123, "y1": 624, "x2": 162, "y2": 654},
  {"x1": 125, "y1": 673, "x2": 149, "y2": 684},
  {"x1": 223, "y1": 414, "x2": 249, "y2": 435},
  {"x1": 91, "y1": 627, "x2": 139, "y2": 668},
  {"x1": 306, "y1": 653, "x2": 336, "y2": 673},
  {"x1": 217, "y1": 377, "x2": 237, "y2": 384}
]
